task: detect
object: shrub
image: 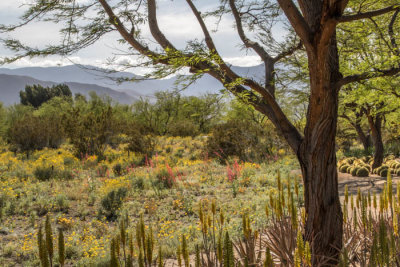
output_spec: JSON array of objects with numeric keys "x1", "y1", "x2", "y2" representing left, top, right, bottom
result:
[
  {"x1": 132, "y1": 176, "x2": 145, "y2": 191},
  {"x1": 95, "y1": 164, "x2": 109, "y2": 177},
  {"x1": 57, "y1": 169, "x2": 74, "y2": 180},
  {"x1": 34, "y1": 166, "x2": 56, "y2": 181},
  {"x1": 356, "y1": 167, "x2": 369, "y2": 177},
  {"x1": 205, "y1": 119, "x2": 272, "y2": 163},
  {"x1": 124, "y1": 122, "x2": 155, "y2": 156},
  {"x1": 167, "y1": 120, "x2": 199, "y2": 137},
  {"x1": 99, "y1": 187, "x2": 128, "y2": 221},
  {"x1": 153, "y1": 167, "x2": 175, "y2": 190},
  {"x1": 55, "y1": 194, "x2": 70, "y2": 212},
  {"x1": 113, "y1": 163, "x2": 123, "y2": 176}
]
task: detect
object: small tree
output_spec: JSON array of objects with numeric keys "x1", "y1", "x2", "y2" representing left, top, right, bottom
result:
[
  {"x1": 20, "y1": 84, "x2": 72, "y2": 108},
  {"x1": 7, "y1": 114, "x2": 47, "y2": 157},
  {"x1": 63, "y1": 94, "x2": 116, "y2": 159}
]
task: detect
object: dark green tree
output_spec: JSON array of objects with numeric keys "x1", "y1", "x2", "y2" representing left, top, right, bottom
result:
[{"x1": 20, "y1": 84, "x2": 72, "y2": 108}]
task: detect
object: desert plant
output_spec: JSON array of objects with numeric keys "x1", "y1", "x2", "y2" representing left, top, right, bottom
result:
[
  {"x1": 339, "y1": 164, "x2": 350, "y2": 173},
  {"x1": 356, "y1": 167, "x2": 369, "y2": 177},
  {"x1": 99, "y1": 187, "x2": 128, "y2": 221},
  {"x1": 34, "y1": 166, "x2": 56, "y2": 181},
  {"x1": 58, "y1": 229, "x2": 65, "y2": 267},
  {"x1": 379, "y1": 168, "x2": 389, "y2": 178},
  {"x1": 351, "y1": 166, "x2": 360, "y2": 176},
  {"x1": 152, "y1": 166, "x2": 176, "y2": 190}
]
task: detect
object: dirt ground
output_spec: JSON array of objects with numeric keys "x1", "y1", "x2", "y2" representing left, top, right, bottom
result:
[
  {"x1": 337, "y1": 172, "x2": 400, "y2": 197},
  {"x1": 290, "y1": 169, "x2": 399, "y2": 197}
]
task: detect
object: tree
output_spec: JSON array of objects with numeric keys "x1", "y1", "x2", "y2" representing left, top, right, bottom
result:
[
  {"x1": 337, "y1": 5, "x2": 400, "y2": 168},
  {"x1": 20, "y1": 84, "x2": 72, "y2": 108},
  {"x1": 1, "y1": 0, "x2": 400, "y2": 263},
  {"x1": 133, "y1": 91, "x2": 181, "y2": 135},
  {"x1": 7, "y1": 113, "x2": 47, "y2": 157},
  {"x1": 63, "y1": 93, "x2": 116, "y2": 159}
]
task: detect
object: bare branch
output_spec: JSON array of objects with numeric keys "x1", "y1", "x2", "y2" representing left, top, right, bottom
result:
[
  {"x1": 98, "y1": 0, "x2": 161, "y2": 60},
  {"x1": 276, "y1": 0, "x2": 311, "y2": 46},
  {"x1": 228, "y1": 0, "x2": 271, "y2": 63},
  {"x1": 273, "y1": 41, "x2": 303, "y2": 63},
  {"x1": 147, "y1": 0, "x2": 176, "y2": 50},
  {"x1": 228, "y1": 0, "x2": 278, "y2": 95},
  {"x1": 339, "y1": 5, "x2": 400, "y2": 23}
]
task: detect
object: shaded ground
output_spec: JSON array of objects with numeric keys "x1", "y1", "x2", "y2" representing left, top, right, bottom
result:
[
  {"x1": 338, "y1": 172, "x2": 400, "y2": 195},
  {"x1": 291, "y1": 169, "x2": 399, "y2": 197}
]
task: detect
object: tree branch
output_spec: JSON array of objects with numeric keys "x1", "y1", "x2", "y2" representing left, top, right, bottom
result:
[
  {"x1": 339, "y1": 5, "x2": 400, "y2": 23},
  {"x1": 337, "y1": 67, "x2": 400, "y2": 88},
  {"x1": 389, "y1": 9, "x2": 400, "y2": 57},
  {"x1": 98, "y1": 0, "x2": 161, "y2": 60},
  {"x1": 147, "y1": 0, "x2": 177, "y2": 50},
  {"x1": 102, "y1": 0, "x2": 303, "y2": 153},
  {"x1": 273, "y1": 41, "x2": 303, "y2": 63},
  {"x1": 228, "y1": 0, "x2": 276, "y2": 95},
  {"x1": 276, "y1": 0, "x2": 312, "y2": 47}
]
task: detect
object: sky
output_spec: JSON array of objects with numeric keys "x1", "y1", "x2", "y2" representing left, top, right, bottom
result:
[{"x1": 0, "y1": 0, "x2": 276, "y2": 74}]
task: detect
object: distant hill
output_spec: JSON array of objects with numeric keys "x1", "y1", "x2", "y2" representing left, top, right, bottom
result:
[
  {"x1": 0, "y1": 74, "x2": 135, "y2": 106},
  {"x1": 0, "y1": 64, "x2": 265, "y2": 105}
]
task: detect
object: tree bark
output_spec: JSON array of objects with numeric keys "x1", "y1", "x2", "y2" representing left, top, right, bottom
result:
[
  {"x1": 367, "y1": 113, "x2": 384, "y2": 169},
  {"x1": 293, "y1": 2, "x2": 344, "y2": 262},
  {"x1": 297, "y1": 35, "x2": 343, "y2": 264},
  {"x1": 354, "y1": 120, "x2": 371, "y2": 152}
]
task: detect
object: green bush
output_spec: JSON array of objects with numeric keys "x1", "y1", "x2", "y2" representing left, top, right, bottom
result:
[
  {"x1": 356, "y1": 167, "x2": 369, "y2": 177},
  {"x1": 167, "y1": 120, "x2": 199, "y2": 137},
  {"x1": 99, "y1": 187, "x2": 128, "y2": 221},
  {"x1": 34, "y1": 166, "x2": 56, "y2": 181},
  {"x1": 205, "y1": 120, "x2": 272, "y2": 163},
  {"x1": 55, "y1": 194, "x2": 70, "y2": 212},
  {"x1": 153, "y1": 168, "x2": 175, "y2": 190},
  {"x1": 57, "y1": 169, "x2": 74, "y2": 180},
  {"x1": 132, "y1": 176, "x2": 145, "y2": 191}
]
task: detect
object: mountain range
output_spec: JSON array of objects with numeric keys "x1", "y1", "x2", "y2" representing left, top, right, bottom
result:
[{"x1": 0, "y1": 64, "x2": 264, "y2": 105}]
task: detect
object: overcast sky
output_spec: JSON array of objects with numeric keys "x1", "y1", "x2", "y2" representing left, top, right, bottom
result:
[{"x1": 0, "y1": 0, "x2": 275, "y2": 73}]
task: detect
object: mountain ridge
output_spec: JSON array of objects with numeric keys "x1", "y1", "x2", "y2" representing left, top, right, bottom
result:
[{"x1": 0, "y1": 73, "x2": 136, "y2": 105}]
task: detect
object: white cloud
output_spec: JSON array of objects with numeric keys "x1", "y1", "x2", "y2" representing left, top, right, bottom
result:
[
  {"x1": 224, "y1": 56, "x2": 262, "y2": 67},
  {"x1": 0, "y1": 0, "x2": 271, "y2": 71}
]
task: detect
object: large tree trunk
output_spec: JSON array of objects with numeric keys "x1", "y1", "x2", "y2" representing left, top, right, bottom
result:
[
  {"x1": 367, "y1": 113, "x2": 384, "y2": 169},
  {"x1": 298, "y1": 19, "x2": 343, "y2": 265}
]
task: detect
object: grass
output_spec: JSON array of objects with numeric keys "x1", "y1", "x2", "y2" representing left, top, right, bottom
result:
[{"x1": 0, "y1": 136, "x2": 299, "y2": 266}]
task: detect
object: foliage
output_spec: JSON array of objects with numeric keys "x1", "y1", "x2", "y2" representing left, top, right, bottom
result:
[
  {"x1": 206, "y1": 119, "x2": 272, "y2": 163},
  {"x1": 20, "y1": 84, "x2": 72, "y2": 108},
  {"x1": 63, "y1": 94, "x2": 117, "y2": 159},
  {"x1": 99, "y1": 187, "x2": 128, "y2": 221}
]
